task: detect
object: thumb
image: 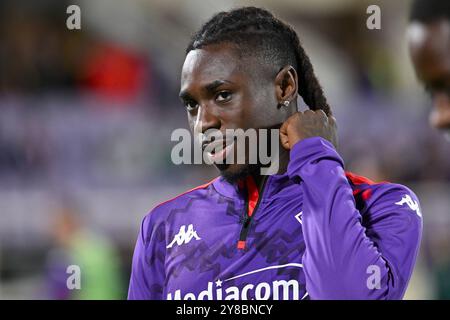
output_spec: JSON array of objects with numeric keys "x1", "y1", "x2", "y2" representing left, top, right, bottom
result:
[{"x1": 279, "y1": 119, "x2": 291, "y2": 150}]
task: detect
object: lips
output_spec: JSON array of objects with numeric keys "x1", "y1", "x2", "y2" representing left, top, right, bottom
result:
[{"x1": 202, "y1": 138, "x2": 235, "y2": 163}]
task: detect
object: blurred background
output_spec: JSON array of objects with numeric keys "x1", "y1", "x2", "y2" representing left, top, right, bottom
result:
[{"x1": 0, "y1": 0, "x2": 449, "y2": 299}]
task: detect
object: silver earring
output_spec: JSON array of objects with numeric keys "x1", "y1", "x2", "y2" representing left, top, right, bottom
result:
[{"x1": 283, "y1": 100, "x2": 290, "y2": 107}]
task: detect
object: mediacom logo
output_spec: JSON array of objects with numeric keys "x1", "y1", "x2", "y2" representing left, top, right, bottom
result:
[{"x1": 166, "y1": 278, "x2": 306, "y2": 300}]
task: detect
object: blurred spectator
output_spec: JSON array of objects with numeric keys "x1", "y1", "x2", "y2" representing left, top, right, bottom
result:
[
  {"x1": 45, "y1": 204, "x2": 123, "y2": 299},
  {"x1": 79, "y1": 43, "x2": 151, "y2": 104}
]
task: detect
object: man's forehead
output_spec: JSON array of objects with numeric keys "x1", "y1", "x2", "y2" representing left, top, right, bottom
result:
[{"x1": 181, "y1": 45, "x2": 244, "y2": 85}]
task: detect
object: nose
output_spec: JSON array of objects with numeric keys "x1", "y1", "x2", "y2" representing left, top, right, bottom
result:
[
  {"x1": 195, "y1": 104, "x2": 221, "y2": 135},
  {"x1": 430, "y1": 93, "x2": 450, "y2": 130}
]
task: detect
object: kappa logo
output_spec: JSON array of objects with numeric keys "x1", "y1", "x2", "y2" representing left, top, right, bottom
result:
[
  {"x1": 395, "y1": 194, "x2": 422, "y2": 218},
  {"x1": 167, "y1": 224, "x2": 201, "y2": 249}
]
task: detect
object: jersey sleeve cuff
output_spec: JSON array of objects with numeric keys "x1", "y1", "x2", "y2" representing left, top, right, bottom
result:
[{"x1": 287, "y1": 137, "x2": 343, "y2": 182}]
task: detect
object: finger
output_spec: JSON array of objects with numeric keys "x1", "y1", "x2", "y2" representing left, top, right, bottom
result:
[
  {"x1": 279, "y1": 131, "x2": 291, "y2": 150},
  {"x1": 329, "y1": 115, "x2": 337, "y2": 127},
  {"x1": 279, "y1": 118, "x2": 290, "y2": 135},
  {"x1": 316, "y1": 109, "x2": 327, "y2": 119}
]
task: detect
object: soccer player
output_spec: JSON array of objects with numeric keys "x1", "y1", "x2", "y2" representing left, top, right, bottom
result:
[
  {"x1": 408, "y1": 0, "x2": 450, "y2": 135},
  {"x1": 128, "y1": 7, "x2": 422, "y2": 300}
]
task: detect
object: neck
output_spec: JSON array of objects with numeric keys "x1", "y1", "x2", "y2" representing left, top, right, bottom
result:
[{"x1": 252, "y1": 146, "x2": 290, "y2": 192}]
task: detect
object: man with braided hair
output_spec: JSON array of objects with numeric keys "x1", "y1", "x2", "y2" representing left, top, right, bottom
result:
[{"x1": 128, "y1": 7, "x2": 422, "y2": 300}]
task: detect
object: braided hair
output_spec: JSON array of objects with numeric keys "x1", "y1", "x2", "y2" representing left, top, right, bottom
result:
[
  {"x1": 186, "y1": 6, "x2": 332, "y2": 116},
  {"x1": 410, "y1": 0, "x2": 450, "y2": 23}
]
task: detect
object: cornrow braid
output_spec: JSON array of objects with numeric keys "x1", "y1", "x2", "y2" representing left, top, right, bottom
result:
[
  {"x1": 186, "y1": 6, "x2": 332, "y2": 116},
  {"x1": 410, "y1": 0, "x2": 450, "y2": 23}
]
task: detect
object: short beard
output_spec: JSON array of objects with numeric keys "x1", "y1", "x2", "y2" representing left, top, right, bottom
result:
[{"x1": 219, "y1": 164, "x2": 261, "y2": 184}]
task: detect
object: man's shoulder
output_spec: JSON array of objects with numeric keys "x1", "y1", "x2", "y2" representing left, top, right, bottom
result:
[
  {"x1": 345, "y1": 171, "x2": 420, "y2": 215},
  {"x1": 137, "y1": 178, "x2": 218, "y2": 244},
  {"x1": 146, "y1": 177, "x2": 218, "y2": 219}
]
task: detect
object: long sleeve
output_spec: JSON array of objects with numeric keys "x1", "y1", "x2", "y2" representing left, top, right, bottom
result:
[
  {"x1": 128, "y1": 213, "x2": 166, "y2": 300},
  {"x1": 287, "y1": 137, "x2": 422, "y2": 300}
]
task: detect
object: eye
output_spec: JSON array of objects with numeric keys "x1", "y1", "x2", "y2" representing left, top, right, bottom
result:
[
  {"x1": 184, "y1": 100, "x2": 199, "y2": 111},
  {"x1": 215, "y1": 91, "x2": 232, "y2": 103},
  {"x1": 445, "y1": 86, "x2": 450, "y2": 97},
  {"x1": 424, "y1": 85, "x2": 433, "y2": 99},
  {"x1": 424, "y1": 84, "x2": 450, "y2": 102}
]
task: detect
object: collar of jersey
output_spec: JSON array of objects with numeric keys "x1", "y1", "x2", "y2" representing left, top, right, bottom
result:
[{"x1": 211, "y1": 171, "x2": 294, "y2": 201}]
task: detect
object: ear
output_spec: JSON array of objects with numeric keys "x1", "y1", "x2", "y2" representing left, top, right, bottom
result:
[{"x1": 275, "y1": 65, "x2": 298, "y2": 103}]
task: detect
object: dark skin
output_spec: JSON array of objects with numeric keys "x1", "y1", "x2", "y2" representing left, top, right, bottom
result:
[
  {"x1": 408, "y1": 19, "x2": 450, "y2": 131},
  {"x1": 180, "y1": 42, "x2": 337, "y2": 189}
]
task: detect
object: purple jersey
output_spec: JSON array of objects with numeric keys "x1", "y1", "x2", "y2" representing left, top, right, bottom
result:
[{"x1": 128, "y1": 137, "x2": 422, "y2": 300}]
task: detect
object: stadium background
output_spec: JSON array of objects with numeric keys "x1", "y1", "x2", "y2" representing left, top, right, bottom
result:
[{"x1": 0, "y1": 0, "x2": 449, "y2": 299}]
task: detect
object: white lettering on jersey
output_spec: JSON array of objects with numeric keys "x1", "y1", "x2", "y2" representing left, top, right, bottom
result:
[{"x1": 294, "y1": 211, "x2": 303, "y2": 225}]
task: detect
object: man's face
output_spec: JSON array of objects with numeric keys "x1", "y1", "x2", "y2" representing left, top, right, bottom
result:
[
  {"x1": 179, "y1": 42, "x2": 286, "y2": 180},
  {"x1": 408, "y1": 19, "x2": 450, "y2": 135}
]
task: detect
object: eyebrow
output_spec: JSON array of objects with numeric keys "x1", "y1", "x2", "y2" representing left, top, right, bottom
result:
[
  {"x1": 427, "y1": 79, "x2": 450, "y2": 91},
  {"x1": 179, "y1": 79, "x2": 233, "y2": 100}
]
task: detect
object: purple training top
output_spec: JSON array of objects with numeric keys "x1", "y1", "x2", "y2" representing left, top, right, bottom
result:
[{"x1": 128, "y1": 137, "x2": 422, "y2": 300}]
